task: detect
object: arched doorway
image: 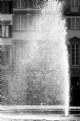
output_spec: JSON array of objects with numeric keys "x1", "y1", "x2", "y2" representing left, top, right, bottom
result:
[{"x1": 69, "y1": 37, "x2": 80, "y2": 106}]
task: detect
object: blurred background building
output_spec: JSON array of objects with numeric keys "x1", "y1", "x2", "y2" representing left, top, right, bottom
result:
[
  {"x1": 64, "y1": 0, "x2": 80, "y2": 106},
  {"x1": 0, "y1": 0, "x2": 80, "y2": 106},
  {"x1": 0, "y1": 0, "x2": 13, "y2": 104}
]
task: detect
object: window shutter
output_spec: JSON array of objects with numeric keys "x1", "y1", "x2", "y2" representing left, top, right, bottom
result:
[
  {"x1": 9, "y1": 1, "x2": 13, "y2": 13},
  {"x1": 13, "y1": 15, "x2": 17, "y2": 30},
  {"x1": 21, "y1": 15, "x2": 26, "y2": 30},
  {"x1": 67, "y1": 18, "x2": 71, "y2": 29},
  {"x1": 13, "y1": 0, "x2": 17, "y2": 8},
  {"x1": 9, "y1": 25, "x2": 12, "y2": 38},
  {"x1": 76, "y1": 18, "x2": 80, "y2": 29},
  {"x1": 29, "y1": 0, "x2": 33, "y2": 8},
  {"x1": 1, "y1": 2, "x2": 5, "y2": 13},
  {"x1": 25, "y1": 0, "x2": 29, "y2": 7},
  {"x1": 6, "y1": 26, "x2": 9, "y2": 37},
  {"x1": 21, "y1": 0, "x2": 26, "y2": 8},
  {"x1": 2, "y1": 26, "x2": 5, "y2": 37},
  {"x1": 5, "y1": 1, "x2": 9, "y2": 13}
]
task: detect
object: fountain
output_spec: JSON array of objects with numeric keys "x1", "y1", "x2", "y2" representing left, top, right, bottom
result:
[{"x1": 2, "y1": 0, "x2": 70, "y2": 118}]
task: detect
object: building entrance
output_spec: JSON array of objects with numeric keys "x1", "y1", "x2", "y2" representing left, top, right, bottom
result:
[{"x1": 70, "y1": 77, "x2": 80, "y2": 106}]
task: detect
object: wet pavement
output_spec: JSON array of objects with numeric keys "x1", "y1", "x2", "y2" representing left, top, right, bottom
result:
[{"x1": 1, "y1": 110, "x2": 80, "y2": 121}]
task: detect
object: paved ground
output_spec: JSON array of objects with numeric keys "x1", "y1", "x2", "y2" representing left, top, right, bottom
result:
[
  {"x1": 1, "y1": 111, "x2": 80, "y2": 121},
  {"x1": 1, "y1": 113, "x2": 80, "y2": 121},
  {"x1": 1, "y1": 106, "x2": 80, "y2": 120}
]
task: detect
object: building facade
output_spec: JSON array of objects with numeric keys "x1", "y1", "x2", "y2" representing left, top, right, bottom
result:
[
  {"x1": 64, "y1": 0, "x2": 80, "y2": 106},
  {"x1": 1, "y1": 0, "x2": 80, "y2": 106}
]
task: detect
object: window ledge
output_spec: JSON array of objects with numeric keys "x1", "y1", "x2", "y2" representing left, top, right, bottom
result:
[
  {"x1": 13, "y1": 8, "x2": 41, "y2": 12},
  {"x1": 71, "y1": 65, "x2": 80, "y2": 68},
  {"x1": 1, "y1": 37, "x2": 12, "y2": 38},
  {"x1": 70, "y1": 29, "x2": 80, "y2": 30}
]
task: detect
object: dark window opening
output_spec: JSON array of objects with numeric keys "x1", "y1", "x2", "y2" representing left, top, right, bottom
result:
[
  {"x1": 70, "y1": 77, "x2": 80, "y2": 106},
  {"x1": 0, "y1": 1, "x2": 12, "y2": 14}
]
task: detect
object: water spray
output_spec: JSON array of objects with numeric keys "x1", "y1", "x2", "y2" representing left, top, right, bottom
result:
[{"x1": 7, "y1": 0, "x2": 70, "y2": 117}]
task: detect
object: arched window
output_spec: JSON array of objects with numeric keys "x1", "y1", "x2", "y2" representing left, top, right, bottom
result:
[
  {"x1": 71, "y1": 44, "x2": 79, "y2": 65},
  {"x1": 69, "y1": 37, "x2": 80, "y2": 66}
]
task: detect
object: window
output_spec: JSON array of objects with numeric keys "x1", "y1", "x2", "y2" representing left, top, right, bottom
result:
[
  {"x1": 71, "y1": 44, "x2": 79, "y2": 66},
  {"x1": 1, "y1": 1, "x2": 12, "y2": 14},
  {"x1": 13, "y1": 14, "x2": 34, "y2": 30},
  {"x1": 2, "y1": 26, "x2": 9, "y2": 37},
  {"x1": 17, "y1": 0, "x2": 25, "y2": 8},
  {"x1": 70, "y1": 0, "x2": 79, "y2": 7},
  {"x1": 29, "y1": 0, "x2": 34, "y2": 7},
  {"x1": 15, "y1": 15, "x2": 26, "y2": 30},
  {"x1": 1, "y1": 25, "x2": 12, "y2": 38},
  {"x1": 67, "y1": 18, "x2": 71, "y2": 29},
  {"x1": 29, "y1": 0, "x2": 45, "y2": 8},
  {"x1": 67, "y1": 17, "x2": 80, "y2": 30}
]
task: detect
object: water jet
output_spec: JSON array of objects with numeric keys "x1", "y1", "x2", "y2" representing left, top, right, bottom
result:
[{"x1": 4, "y1": 0, "x2": 70, "y2": 117}]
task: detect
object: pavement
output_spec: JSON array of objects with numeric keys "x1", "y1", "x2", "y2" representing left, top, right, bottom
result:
[
  {"x1": 1, "y1": 112, "x2": 80, "y2": 120},
  {"x1": 1, "y1": 105, "x2": 80, "y2": 120}
]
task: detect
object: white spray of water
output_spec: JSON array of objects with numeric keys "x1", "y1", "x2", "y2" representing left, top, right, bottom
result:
[
  {"x1": 7, "y1": 0, "x2": 69, "y2": 116},
  {"x1": 35, "y1": 0, "x2": 69, "y2": 116}
]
